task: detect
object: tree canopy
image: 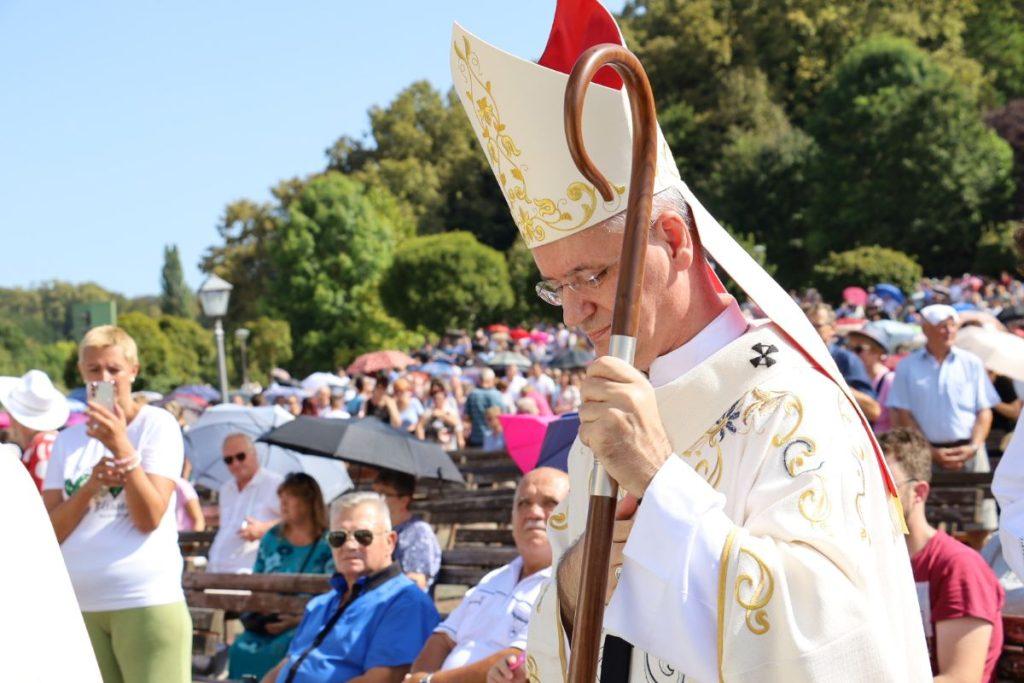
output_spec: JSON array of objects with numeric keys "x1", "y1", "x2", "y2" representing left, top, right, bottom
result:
[{"x1": 380, "y1": 232, "x2": 514, "y2": 335}]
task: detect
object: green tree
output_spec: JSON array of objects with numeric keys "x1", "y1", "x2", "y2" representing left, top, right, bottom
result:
[
  {"x1": 805, "y1": 36, "x2": 1014, "y2": 273},
  {"x1": 811, "y1": 246, "x2": 923, "y2": 302},
  {"x1": 199, "y1": 178, "x2": 304, "y2": 327},
  {"x1": 380, "y1": 232, "x2": 515, "y2": 335},
  {"x1": 973, "y1": 221, "x2": 1024, "y2": 273},
  {"x1": 116, "y1": 312, "x2": 174, "y2": 393},
  {"x1": 965, "y1": 0, "x2": 1024, "y2": 102},
  {"x1": 159, "y1": 244, "x2": 197, "y2": 319},
  {"x1": 158, "y1": 315, "x2": 217, "y2": 386},
  {"x1": 503, "y1": 241, "x2": 561, "y2": 325},
  {"x1": 236, "y1": 317, "x2": 293, "y2": 387},
  {"x1": 327, "y1": 83, "x2": 518, "y2": 250},
  {"x1": 708, "y1": 125, "x2": 817, "y2": 286},
  {"x1": 986, "y1": 99, "x2": 1024, "y2": 217},
  {"x1": 270, "y1": 172, "x2": 417, "y2": 371}
]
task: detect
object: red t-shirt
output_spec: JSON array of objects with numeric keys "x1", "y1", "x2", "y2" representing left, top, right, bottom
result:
[
  {"x1": 21, "y1": 431, "x2": 56, "y2": 492},
  {"x1": 911, "y1": 530, "x2": 1005, "y2": 681}
]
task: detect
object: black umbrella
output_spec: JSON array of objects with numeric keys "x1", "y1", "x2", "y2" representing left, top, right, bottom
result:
[
  {"x1": 998, "y1": 305, "x2": 1024, "y2": 323},
  {"x1": 548, "y1": 347, "x2": 595, "y2": 369},
  {"x1": 259, "y1": 417, "x2": 465, "y2": 485}
]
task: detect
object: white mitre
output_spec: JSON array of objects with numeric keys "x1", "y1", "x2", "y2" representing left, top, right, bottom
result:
[{"x1": 449, "y1": 0, "x2": 901, "y2": 502}]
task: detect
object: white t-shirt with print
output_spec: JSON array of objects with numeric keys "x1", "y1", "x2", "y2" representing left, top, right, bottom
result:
[
  {"x1": 44, "y1": 405, "x2": 185, "y2": 612},
  {"x1": 436, "y1": 557, "x2": 550, "y2": 669}
]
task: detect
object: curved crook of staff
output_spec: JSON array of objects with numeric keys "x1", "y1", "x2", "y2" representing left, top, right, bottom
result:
[{"x1": 563, "y1": 44, "x2": 660, "y2": 683}]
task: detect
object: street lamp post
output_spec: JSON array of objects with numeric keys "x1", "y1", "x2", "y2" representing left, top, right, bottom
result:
[
  {"x1": 197, "y1": 274, "x2": 233, "y2": 404},
  {"x1": 235, "y1": 327, "x2": 250, "y2": 389}
]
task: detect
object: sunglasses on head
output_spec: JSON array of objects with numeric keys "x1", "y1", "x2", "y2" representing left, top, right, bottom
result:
[
  {"x1": 327, "y1": 529, "x2": 378, "y2": 548},
  {"x1": 223, "y1": 452, "x2": 247, "y2": 465}
]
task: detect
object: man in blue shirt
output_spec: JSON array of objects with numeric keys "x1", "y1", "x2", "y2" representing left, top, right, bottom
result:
[
  {"x1": 464, "y1": 369, "x2": 504, "y2": 447},
  {"x1": 261, "y1": 491, "x2": 439, "y2": 683},
  {"x1": 888, "y1": 304, "x2": 999, "y2": 472}
]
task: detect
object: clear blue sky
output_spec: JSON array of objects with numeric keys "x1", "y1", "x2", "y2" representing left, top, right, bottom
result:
[{"x1": 0, "y1": 0, "x2": 625, "y2": 297}]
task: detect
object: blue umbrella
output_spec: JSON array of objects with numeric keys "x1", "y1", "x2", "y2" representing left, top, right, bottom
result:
[
  {"x1": 874, "y1": 283, "x2": 905, "y2": 304},
  {"x1": 419, "y1": 361, "x2": 461, "y2": 378},
  {"x1": 536, "y1": 412, "x2": 580, "y2": 473},
  {"x1": 173, "y1": 384, "x2": 221, "y2": 403}
]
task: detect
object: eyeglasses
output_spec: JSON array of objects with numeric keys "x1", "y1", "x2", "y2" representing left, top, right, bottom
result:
[
  {"x1": 851, "y1": 344, "x2": 872, "y2": 354},
  {"x1": 223, "y1": 452, "x2": 247, "y2": 465},
  {"x1": 535, "y1": 264, "x2": 614, "y2": 307},
  {"x1": 327, "y1": 529, "x2": 379, "y2": 548}
]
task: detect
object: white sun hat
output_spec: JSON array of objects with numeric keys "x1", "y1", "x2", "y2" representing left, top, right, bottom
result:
[{"x1": 0, "y1": 370, "x2": 70, "y2": 432}]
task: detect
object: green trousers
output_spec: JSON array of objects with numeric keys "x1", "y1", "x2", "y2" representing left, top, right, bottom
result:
[{"x1": 82, "y1": 601, "x2": 192, "y2": 683}]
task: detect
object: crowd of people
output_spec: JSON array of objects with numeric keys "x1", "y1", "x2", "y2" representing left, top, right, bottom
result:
[{"x1": 1, "y1": 265, "x2": 1023, "y2": 682}]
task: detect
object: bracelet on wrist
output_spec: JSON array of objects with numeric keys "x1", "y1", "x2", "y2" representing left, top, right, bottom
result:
[{"x1": 119, "y1": 455, "x2": 142, "y2": 473}]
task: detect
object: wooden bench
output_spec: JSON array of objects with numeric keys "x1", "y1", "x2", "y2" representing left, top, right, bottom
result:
[
  {"x1": 452, "y1": 449, "x2": 522, "y2": 487},
  {"x1": 927, "y1": 471, "x2": 996, "y2": 549},
  {"x1": 184, "y1": 572, "x2": 331, "y2": 614},
  {"x1": 412, "y1": 488, "x2": 515, "y2": 526},
  {"x1": 999, "y1": 615, "x2": 1024, "y2": 680},
  {"x1": 179, "y1": 530, "x2": 216, "y2": 558}
]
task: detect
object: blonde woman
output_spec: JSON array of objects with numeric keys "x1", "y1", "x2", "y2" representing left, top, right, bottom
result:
[{"x1": 43, "y1": 325, "x2": 190, "y2": 683}]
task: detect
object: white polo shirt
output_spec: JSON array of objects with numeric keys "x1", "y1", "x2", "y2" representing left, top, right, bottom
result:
[
  {"x1": 208, "y1": 467, "x2": 283, "y2": 573},
  {"x1": 437, "y1": 557, "x2": 550, "y2": 669}
]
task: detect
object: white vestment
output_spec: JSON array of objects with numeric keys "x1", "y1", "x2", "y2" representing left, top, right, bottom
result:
[
  {"x1": 992, "y1": 411, "x2": 1024, "y2": 580},
  {"x1": 1, "y1": 444, "x2": 101, "y2": 682},
  {"x1": 525, "y1": 322, "x2": 931, "y2": 682}
]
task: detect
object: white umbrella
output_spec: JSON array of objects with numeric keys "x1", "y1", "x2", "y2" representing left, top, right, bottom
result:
[
  {"x1": 955, "y1": 326, "x2": 1024, "y2": 382},
  {"x1": 184, "y1": 404, "x2": 353, "y2": 502},
  {"x1": 301, "y1": 372, "x2": 348, "y2": 392}
]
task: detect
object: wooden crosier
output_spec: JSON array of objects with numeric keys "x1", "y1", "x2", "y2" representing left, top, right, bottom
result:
[{"x1": 563, "y1": 43, "x2": 660, "y2": 683}]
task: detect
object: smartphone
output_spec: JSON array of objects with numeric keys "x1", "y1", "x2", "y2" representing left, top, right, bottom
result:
[{"x1": 88, "y1": 380, "x2": 117, "y2": 412}]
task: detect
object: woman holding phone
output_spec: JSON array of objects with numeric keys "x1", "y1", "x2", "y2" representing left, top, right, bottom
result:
[{"x1": 42, "y1": 325, "x2": 191, "y2": 683}]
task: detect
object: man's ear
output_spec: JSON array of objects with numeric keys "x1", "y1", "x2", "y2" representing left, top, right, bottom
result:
[
  {"x1": 654, "y1": 210, "x2": 694, "y2": 271},
  {"x1": 914, "y1": 480, "x2": 931, "y2": 506}
]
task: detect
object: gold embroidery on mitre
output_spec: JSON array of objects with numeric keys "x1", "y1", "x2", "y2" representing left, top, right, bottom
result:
[
  {"x1": 548, "y1": 511, "x2": 568, "y2": 531},
  {"x1": 735, "y1": 546, "x2": 774, "y2": 635},
  {"x1": 452, "y1": 35, "x2": 625, "y2": 246}
]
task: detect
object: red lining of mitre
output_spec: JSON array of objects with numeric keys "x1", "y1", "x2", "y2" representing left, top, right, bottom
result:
[{"x1": 537, "y1": 0, "x2": 624, "y2": 90}]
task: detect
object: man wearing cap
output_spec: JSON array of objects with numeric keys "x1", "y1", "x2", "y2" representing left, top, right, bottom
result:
[
  {"x1": 0, "y1": 370, "x2": 70, "y2": 491},
  {"x1": 450, "y1": 1, "x2": 929, "y2": 680},
  {"x1": 888, "y1": 304, "x2": 999, "y2": 472}
]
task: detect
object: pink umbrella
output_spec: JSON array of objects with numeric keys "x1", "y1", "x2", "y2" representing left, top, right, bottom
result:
[
  {"x1": 530, "y1": 330, "x2": 552, "y2": 344},
  {"x1": 499, "y1": 414, "x2": 559, "y2": 473},
  {"x1": 842, "y1": 286, "x2": 868, "y2": 307},
  {"x1": 65, "y1": 413, "x2": 88, "y2": 428},
  {"x1": 347, "y1": 350, "x2": 416, "y2": 375}
]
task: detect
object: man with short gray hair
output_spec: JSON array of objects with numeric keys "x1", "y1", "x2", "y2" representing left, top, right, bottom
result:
[
  {"x1": 208, "y1": 433, "x2": 282, "y2": 573},
  {"x1": 889, "y1": 304, "x2": 999, "y2": 471},
  {"x1": 262, "y1": 491, "x2": 439, "y2": 683}
]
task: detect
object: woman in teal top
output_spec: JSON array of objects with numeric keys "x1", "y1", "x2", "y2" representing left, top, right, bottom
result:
[{"x1": 228, "y1": 472, "x2": 334, "y2": 680}]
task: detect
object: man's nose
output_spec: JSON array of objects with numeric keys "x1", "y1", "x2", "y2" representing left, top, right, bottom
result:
[{"x1": 561, "y1": 289, "x2": 595, "y2": 328}]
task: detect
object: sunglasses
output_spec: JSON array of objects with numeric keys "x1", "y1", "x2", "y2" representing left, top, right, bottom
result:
[
  {"x1": 327, "y1": 529, "x2": 379, "y2": 548},
  {"x1": 223, "y1": 452, "x2": 247, "y2": 465}
]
